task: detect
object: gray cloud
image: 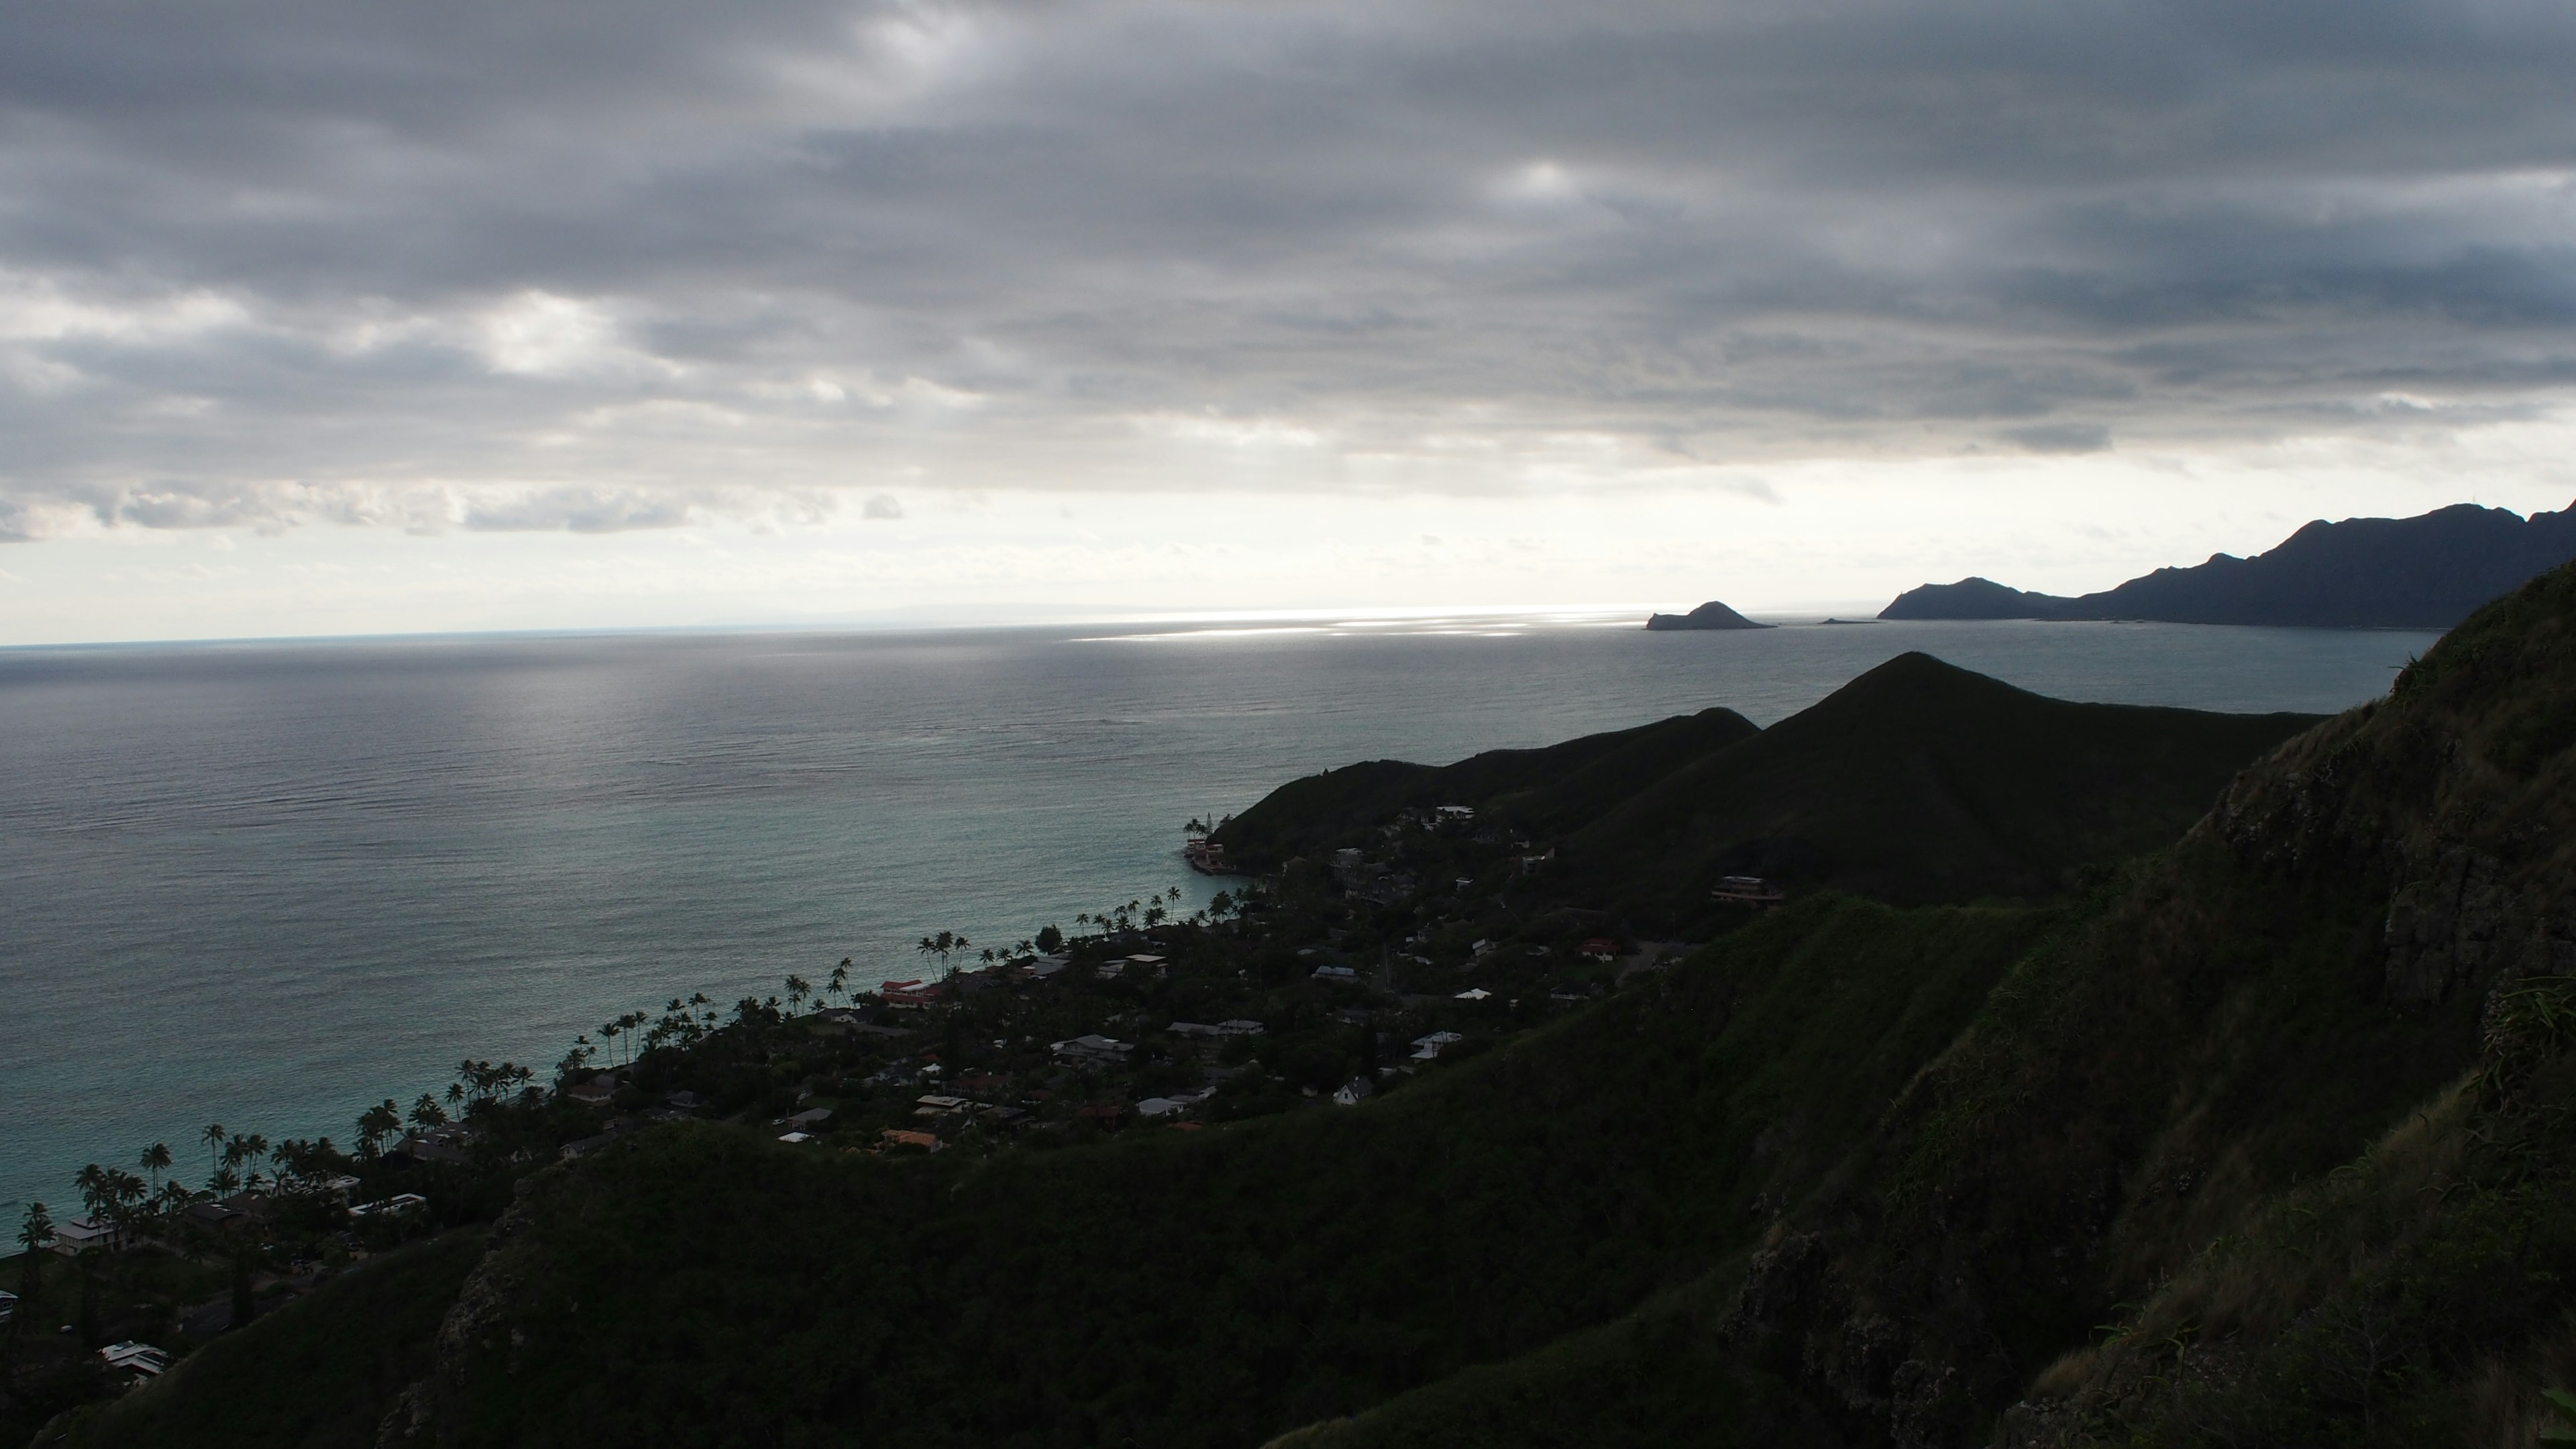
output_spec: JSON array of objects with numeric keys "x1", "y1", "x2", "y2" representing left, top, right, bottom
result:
[{"x1": 3, "y1": 0, "x2": 2575, "y2": 531}]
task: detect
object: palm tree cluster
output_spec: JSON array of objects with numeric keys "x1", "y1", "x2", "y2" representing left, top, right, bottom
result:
[
  {"x1": 52, "y1": 1123, "x2": 353, "y2": 1257},
  {"x1": 1075, "y1": 885, "x2": 1195, "y2": 936}
]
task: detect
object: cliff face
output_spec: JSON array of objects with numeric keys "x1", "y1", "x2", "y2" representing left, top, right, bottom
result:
[{"x1": 1880, "y1": 500, "x2": 2576, "y2": 629}]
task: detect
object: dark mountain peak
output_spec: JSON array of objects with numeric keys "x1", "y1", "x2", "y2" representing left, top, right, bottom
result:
[
  {"x1": 1644, "y1": 599, "x2": 1772, "y2": 631},
  {"x1": 1810, "y1": 649, "x2": 2021, "y2": 708}
]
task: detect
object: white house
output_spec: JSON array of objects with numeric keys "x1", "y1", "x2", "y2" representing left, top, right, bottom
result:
[{"x1": 48, "y1": 1215, "x2": 113, "y2": 1256}]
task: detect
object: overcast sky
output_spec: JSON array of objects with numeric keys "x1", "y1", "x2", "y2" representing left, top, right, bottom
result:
[{"x1": 3, "y1": 0, "x2": 2575, "y2": 642}]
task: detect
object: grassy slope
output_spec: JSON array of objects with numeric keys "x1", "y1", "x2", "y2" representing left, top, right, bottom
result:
[
  {"x1": 391, "y1": 898, "x2": 2049, "y2": 1448},
  {"x1": 60, "y1": 1228, "x2": 484, "y2": 1449}
]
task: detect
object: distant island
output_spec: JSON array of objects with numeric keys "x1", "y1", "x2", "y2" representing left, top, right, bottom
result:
[
  {"x1": 1643, "y1": 599, "x2": 1772, "y2": 631},
  {"x1": 1880, "y1": 499, "x2": 2576, "y2": 628}
]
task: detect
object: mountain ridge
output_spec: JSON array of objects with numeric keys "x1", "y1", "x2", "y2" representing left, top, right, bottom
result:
[{"x1": 1882, "y1": 500, "x2": 2576, "y2": 629}]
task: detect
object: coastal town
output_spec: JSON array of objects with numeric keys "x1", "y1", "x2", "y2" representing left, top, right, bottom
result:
[{"x1": 1, "y1": 802, "x2": 1752, "y2": 1432}]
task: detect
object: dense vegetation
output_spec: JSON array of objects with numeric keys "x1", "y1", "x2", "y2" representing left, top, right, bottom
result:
[{"x1": 31, "y1": 561, "x2": 2576, "y2": 1446}]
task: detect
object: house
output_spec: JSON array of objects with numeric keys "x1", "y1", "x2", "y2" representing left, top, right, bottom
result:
[
  {"x1": 1022, "y1": 953, "x2": 1072, "y2": 979},
  {"x1": 349, "y1": 1193, "x2": 427, "y2": 1219},
  {"x1": 48, "y1": 1214, "x2": 115, "y2": 1256},
  {"x1": 1051, "y1": 1034, "x2": 1134, "y2": 1066},
  {"x1": 398, "y1": 1128, "x2": 475, "y2": 1166},
  {"x1": 0, "y1": 1289, "x2": 18, "y2": 1327},
  {"x1": 1125, "y1": 953, "x2": 1167, "y2": 971},
  {"x1": 1216, "y1": 1019, "x2": 1266, "y2": 1037},
  {"x1": 879, "y1": 1128, "x2": 945, "y2": 1152},
  {"x1": 1578, "y1": 937, "x2": 1621, "y2": 960},
  {"x1": 1411, "y1": 1030, "x2": 1464, "y2": 1062},
  {"x1": 1436, "y1": 804, "x2": 1475, "y2": 822},
  {"x1": 281, "y1": 1172, "x2": 361, "y2": 1203},
  {"x1": 1332, "y1": 1077, "x2": 1375, "y2": 1106},
  {"x1": 665, "y1": 1090, "x2": 702, "y2": 1110},
  {"x1": 565, "y1": 1073, "x2": 618, "y2": 1107},
  {"x1": 1454, "y1": 987, "x2": 1493, "y2": 1002},
  {"x1": 1710, "y1": 875, "x2": 1786, "y2": 908},
  {"x1": 1167, "y1": 1021, "x2": 1223, "y2": 1039},
  {"x1": 913, "y1": 1095, "x2": 971, "y2": 1116},
  {"x1": 879, "y1": 979, "x2": 949, "y2": 1006},
  {"x1": 1311, "y1": 964, "x2": 1358, "y2": 982},
  {"x1": 1136, "y1": 1097, "x2": 1186, "y2": 1118},
  {"x1": 97, "y1": 1342, "x2": 169, "y2": 1380},
  {"x1": 559, "y1": 1132, "x2": 618, "y2": 1161},
  {"x1": 182, "y1": 1201, "x2": 247, "y2": 1232},
  {"x1": 955, "y1": 1072, "x2": 1011, "y2": 1096},
  {"x1": 784, "y1": 1106, "x2": 833, "y2": 1128}
]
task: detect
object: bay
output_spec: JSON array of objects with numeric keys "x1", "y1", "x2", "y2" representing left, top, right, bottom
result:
[{"x1": 0, "y1": 613, "x2": 2437, "y2": 1213}]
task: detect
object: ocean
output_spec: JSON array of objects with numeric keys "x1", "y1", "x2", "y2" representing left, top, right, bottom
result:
[{"x1": 0, "y1": 613, "x2": 2439, "y2": 1213}]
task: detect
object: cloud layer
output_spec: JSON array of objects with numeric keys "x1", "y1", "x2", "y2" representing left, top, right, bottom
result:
[{"x1": 3, "y1": 0, "x2": 2575, "y2": 539}]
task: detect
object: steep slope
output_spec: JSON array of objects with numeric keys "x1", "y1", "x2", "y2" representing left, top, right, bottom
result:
[
  {"x1": 1725, "y1": 557, "x2": 2576, "y2": 1444},
  {"x1": 1881, "y1": 500, "x2": 2576, "y2": 629},
  {"x1": 376, "y1": 900, "x2": 2049, "y2": 1448}
]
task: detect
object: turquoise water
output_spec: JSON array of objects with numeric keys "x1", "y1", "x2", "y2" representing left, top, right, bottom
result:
[{"x1": 0, "y1": 614, "x2": 2438, "y2": 1212}]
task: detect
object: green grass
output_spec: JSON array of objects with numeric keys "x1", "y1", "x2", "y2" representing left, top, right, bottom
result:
[{"x1": 62, "y1": 1228, "x2": 486, "y2": 1449}]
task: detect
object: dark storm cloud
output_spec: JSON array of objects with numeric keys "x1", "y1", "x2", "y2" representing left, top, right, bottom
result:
[{"x1": 3, "y1": 0, "x2": 2575, "y2": 533}]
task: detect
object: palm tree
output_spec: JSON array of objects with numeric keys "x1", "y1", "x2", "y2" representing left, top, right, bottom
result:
[
  {"x1": 139, "y1": 1143, "x2": 172, "y2": 1193},
  {"x1": 785, "y1": 975, "x2": 810, "y2": 1014},
  {"x1": 72, "y1": 1164, "x2": 107, "y2": 1224},
  {"x1": 201, "y1": 1124, "x2": 227, "y2": 1183},
  {"x1": 829, "y1": 963, "x2": 850, "y2": 1004},
  {"x1": 410, "y1": 1093, "x2": 448, "y2": 1128},
  {"x1": 16, "y1": 1202, "x2": 50, "y2": 1298},
  {"x1": 357, "y1": 1100, "x2": 402, "y2": 1159},
  {"x1": 599, "y1": 1020, "x2": 622, "y2": 1069}
]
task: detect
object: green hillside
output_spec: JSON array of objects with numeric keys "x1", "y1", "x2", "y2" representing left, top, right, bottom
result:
[
  {"x1": 366, "y1": 899, "x2": 2041, "y2": 1447},
  {"x1": 1214, "y1": 653, "x2": 2315, "y2": 920}
]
